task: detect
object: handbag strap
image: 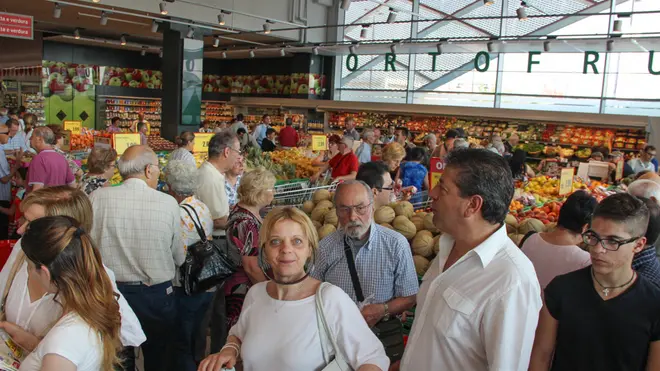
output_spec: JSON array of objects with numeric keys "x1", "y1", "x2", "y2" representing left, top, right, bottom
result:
[
  {"x1": 343, "y1": 239, "x2": 364, "y2": 303},
  {"x1": 315, "y1": 282, "x2": 350, "y2": 368},
  {"x1": 180, "y1": 204, "x2": 207, "y2": 242}
]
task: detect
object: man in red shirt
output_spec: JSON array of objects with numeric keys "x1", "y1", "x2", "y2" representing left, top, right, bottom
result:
[
  {"x1": 278, "y1": 118, "x2": 299, "y2": 148},
  {"x1": 311, "y1": 136, "x2": 359, "y2": 182}
]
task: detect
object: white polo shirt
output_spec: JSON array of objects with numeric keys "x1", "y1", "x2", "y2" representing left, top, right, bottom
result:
[
  {"x1": 196, "y1": 161, "x2": 229, "y2": 237},
  {"x1": 627, "y1": 158, "x2": 655, "y2": 174},
  {"x1": 401, "y1": 225, "x2": 542, "y2": 371}
]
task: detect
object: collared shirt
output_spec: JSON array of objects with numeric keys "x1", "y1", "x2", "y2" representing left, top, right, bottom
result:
[
  {"x1": 632, "y1": 245, "x2": 660, "y2": 287},
  {"x1": 3, "y1": 132, "x2": 27, "y2": 152},
  {"x1": 344, "y1": 128, "x2": 360, "y2": 141},
  {"x1": 312, "y1": 223, "x2": 419, "y2": 304},
  {"x1": 26, "y1": 149, "x2": 75, "y2": 191},
  {"x1": 401, "y1": 225, "x2": 542, "y2": 371},
  {"x1": 196, "y1": 161, "x2": 229, "y2": 236},
  {"x1": 0, "y1": 116, "x2": 7, "y2": 125},
  {"x1": 355, "y1": 142, "x2": 372, "y2": 164},
  {"x1": 225, "y1": 175, "x2": 241, "y2": 207},
  {"x1": 169, "y1": 148, "x2": 197, "y2": 167},
  {"x1": 627, "y1": 158, "x2": 655, "y2": 174},
  {"x1": 89, "y1": 178, "x2": 185, "y2": 285},
  {"x1": 254, "y1": 123, "x2": 269, "y2": 146},
  {"x1": 278, "y1": 126, "x2": 299, "y2": 148}
]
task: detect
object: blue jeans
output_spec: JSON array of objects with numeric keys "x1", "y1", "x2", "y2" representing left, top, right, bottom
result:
[
  {"x1": 117, "y1": 281, "x2": 177, "y2": 371},
  {"x1": 174, "y1": 287, "x2": 214, "y2": 371}
]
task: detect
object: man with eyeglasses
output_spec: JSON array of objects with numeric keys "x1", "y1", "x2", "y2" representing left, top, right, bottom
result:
[
  {"x1": 356, "y1": 161, "x2": 397, "y2": 209},
  {"x1": 530, "y1": 193, "x2": 660, "y2": 371},
  {"x1": 312, "y1": 180, "x2": 418, "y2": 362},
  {"x1": 628, "y1": 145, "x2": 657, "y2": 175}
]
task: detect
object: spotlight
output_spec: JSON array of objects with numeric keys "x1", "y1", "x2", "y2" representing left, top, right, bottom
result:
[
  {"x1": 186, "y1": 27, "x2": 194, "y2": 38},
  {"x1": 390, "y1": 44, "x2": 397, "y2": 54},
  {"x1": 151, "y1": 20, "x2": 159, "y2": 33},
  {"x1": 213, "y1": 37, "x2": 220, "y2": 48},
  {"x1": 280, "y1": 48, "x2": 286, "y2": 57},
  {"x1": 53, "y1": 3, "x2": 62, "y2": 19},
  {"x1": 74, "y1": 28, "x2": 81, "y2": 39},
  {"x1": 436, "y1": 43, "x2": 442, "y2": 54},
  {"x1": 606, "y1": 39, "x2": 614, "y2": 52},
  {"x1": 613, "y1": 19, "x2": 623, "y2": 33},
  {"x1": 222, "y1": 51, "x2": 227, "y2": 59},
  {"x1": 120, "y1": 34, "x2": 127, "y2": 45},
  {"x1": 387, "y1": 8, "x2": 397, "y2": 23},
  {"x1": 341, "y1": 0, "x2": 351, "y2": 10},
  {"x1": 159, "y1": 2, "x2": 168, "y2": 15},
  {"x1": 487, "y1": 41, "x2": 494, "y2": 52},
  {"x1": 140, "y1": 48, "x2": 146, "y2": 57},
  {"x1": 313, "y1": 46, "x2": 319, "y2": 55},
  {"x1": 517, "y1": 2, "x2": 528, "y2": 20},
  {"x1": 484, "y1": 0, "x2": 494, "y2": 5},
  {"x1": 92, "y1": 0, "x2": 101, "y2": 3},
  {"x1": 543, "y1": 40, "x2": 550, "y2": 52},
  {"x1": 218, "y1": 13, "x2": 225, "y2": 26},
  {"x1": 249, "y1": 50, "x2": 255, "y2": 58},
  {"x1": 263, "y1": 21, "x2": 273, "y2": 34},
  {"x1": 349, "y1": 45, "x2": 357, "y2": 54},
  {"x1": 159, "y1": 49, "x2": 163, "y2": 58},
  {"x1": 360, "y1": 25, "x2": 369, "y2": 39},
  {"x1": 100, "y1": 11, "x2": 108, "y2": 26}
]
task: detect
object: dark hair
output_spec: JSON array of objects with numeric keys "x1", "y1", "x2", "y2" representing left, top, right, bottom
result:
[
  {"x1": 445, "y1": 129, "x2": 459, "y2": 139},
  {"x1": 408, "y1": 147, "x2": 425, "y2": 162},
  {"x1": 262, "y1": 114, "x2": 270, "y2": 120},
  {"x1": 328, "y1": 134, "x2": 342, "y2": 145},
  {"x1": 6, "y1": 118, "x2": 19, "y2": 129},
  {"x1": 237, "y1": 128, "x2": 247, "y2": 135},
  {"x1": 137, "y1": 122, "x2": 147, "y2": 131},
  {"x1": 638, "y1": 197, "x2": 660, "y2": 247},
  {"x1": 356, "y1": 161, "x2": 389, "y2": 190},
  {"x1": 455, "y1": 128, "x2": 466, "y2": 138},
  {"x1": 17, "y1": 106, "x2": 26, "y2": 114},
  {"x1": 635, "y1": 170, "x2": 653, "y2": 180},
  {"x1": 16, "y1": 167, "x2": 27, "y2": 180},
  {"x1": 592, "y1": 193, "x2": 650, "y2": 238},
  {"x1": 208, "y1": 131, "x2": 238, "y2": 158},
  {"x1": 557, "y1": 190, "x2": 598, "y2": 234},
  {"x1": 236, "y1": 113, "x2": 244, "y2": 122},
  {"x1": 509, "y1": 149, "x2": 527, "y2": 178},
  {"x1": 7, "y1": 109, "x2": 17, "y2": 116},
  {"x1": 396, "y1": 127, "x2": 409, "y2": 138},
  {"x1": 266, "y1": 128, "x2": 276, "y2": 136},
  {"x1": 111, "y1": 117, "x2": 120, "y2": 125},
  {"x1": 446, "y1": 148, "x2": 514, "y2": 224},
  {"x1": 175, "y1": 131, "x2": 195, "y2": 147},
  {"x1": 645, "y1": 145, "x2": 656, "y2": 153},
  {"x1": 286, "y1": 118, "x2": 293, "y2": 126}
]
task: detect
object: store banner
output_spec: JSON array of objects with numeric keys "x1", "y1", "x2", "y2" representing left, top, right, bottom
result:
[
  {"x1": 182, "y1": 38, "x2": 203, "y2": 126},
  {"x1": 429, "y1": 157, "x2": 445, "y2": 189},
  {"x1": 0, "y1": 12, "x2": 33, "y2": 40}
]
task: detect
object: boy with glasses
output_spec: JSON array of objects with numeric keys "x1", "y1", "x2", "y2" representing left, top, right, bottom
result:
[
  {"x1": 628, "y1": 145, "x2": 657, "y2": 175},
  {"x1": 530, "y1": 193, "x2": 660, "y2": 371}
]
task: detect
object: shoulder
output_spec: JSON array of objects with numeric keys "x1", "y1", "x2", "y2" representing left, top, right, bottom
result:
[
  {"x1": 373, "y1": 225, "x2": 410, "y2": 250},
  {"x1": 634, "y1": 275, "x2": 660, "y2": 304},
  {"x1": 546, "y1": 266, "x2": 590, "y2": 294},
  {"x1": 491, "y1": 241, "x2": 542, "y2": 288},
  {"x1": 319, "y1": 283, "x2": 360, "y2": 313},
  {"x1": 43, "y1": 313, "x2": 100, "y2": 347},
  {"x1": 319, "y1": 230, "x2": 343, "y2": 251}
]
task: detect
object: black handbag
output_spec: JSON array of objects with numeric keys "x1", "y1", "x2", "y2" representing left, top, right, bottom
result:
[
  {"x1": 343, "y1": 241, "x2": 405, "y2": 362},
  {"x1": 179, "y1": 204, "x2": 241, "y2": 295}
]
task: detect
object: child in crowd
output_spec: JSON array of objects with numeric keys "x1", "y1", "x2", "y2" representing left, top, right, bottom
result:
[
  {"x1": 0, "y1": 167, "x2": 27, "y2": 238},
  {"x1": 400, "y1": 147, "x2": 429, "y2": 204}
]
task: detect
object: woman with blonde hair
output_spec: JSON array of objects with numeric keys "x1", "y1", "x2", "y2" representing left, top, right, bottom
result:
[
  {"x1": 18, "y1": 215, "x2": 122, "y2": 371},
  {"x1": 381, "y1": 142, "x2": 406, "y2": 181},
  {"x1": 80, "y1": 147, "x2": 117, "y2": 195},
  {"x1": 199, "y1": 207, "x2": 389, "y2": 371},
  {"x1": 170, "y1": 132, "x2": 196, "y2": 167},
  {"x1": 224, "y1": 168, "x2": 275, "y2": 328}
]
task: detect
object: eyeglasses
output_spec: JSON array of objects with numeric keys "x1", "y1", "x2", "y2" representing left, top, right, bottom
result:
[
  {"x1": 646, "y1": 151, "x2": 656, "y2": 157},
  {"x1": 337, "y1": 203, "x2": 372, "y2": 216},
  {"x1": 582, "y1": 230, "x2": 642, "y2": 251},
  {"x1": 225, "y1": 146, "x2": 243, "y2": 156},
  {"x1": 379, "y1": 186, "x2": 394, "y2": 191}
]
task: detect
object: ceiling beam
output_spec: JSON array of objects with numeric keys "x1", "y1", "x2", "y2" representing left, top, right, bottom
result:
[{"x1": 524, "y1": 0, "x2": 626, "y2": 37}]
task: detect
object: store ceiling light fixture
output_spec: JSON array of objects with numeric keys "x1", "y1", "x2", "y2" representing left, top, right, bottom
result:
[
  {"x1": 222, "y1": 50, "x2": 227, "y2": 58},
  {"x1": 159, "y1": 49, "x2": 163, "y2": 58},
  {"x1": 349, "y1": 44, "x2": 357, "y2": 54},
  {"x1": 606, "y1": 39, "x2": 614, "y2": 52},
  {"x1": 360, "y1": 25, "x2": 369, "y2": 39},
  {"x1": 390, "y1": 43, "x2": 397, "y2": 54},
  {"x1": 263, "y1": 20, "x2": 274, "y2": 34},
  {"x1": 313, "y1": 46, "x2": 319, "y2": 55},
  {"x1": 387, "y1": 8, "x2": 397, "y2": 24},
  {"x1": 249, "y1": 49, "x2": 255, "y2": 58},
  {"x1": 159, "y1": 2, "x2": 168, "y2": 15},
  {"x1": 92, "y1": 0, "x2": 101, "y2": 3},
  {"x1": 151, "y1": 20, "x2": 159, "y2": 33},
  {"x1": 140, "y1": 48, "x2": 146, "y2": 57},
  {"x1": 517, "y1": 2, "x2": 528, "y2": 21},
  {"x1": 613, "y1": 19, "x2": 623, "y2": 33},
  {"x1": 484, "y1": 0, "x2": 495, "y2": 6},
  {"x1": 120, "y1": 34, "x2": 127, "y2": 45},
  {"x1": 543, "y1": 40, "x2": 550, "y2": 52},
  {"x1": 53, "y1": 3, "x2": 62, "y2": 18},
  {"x1": 341, "y1": 0, "x2": 351, "y2": 10},
  {"x1": 280, "y1": 48, "x2": 286, "y2": 57},
  {"x1": 186, "y1": 27, "x2": 194, "y2": 38},
  {"x1": 436, "y1": 42, "x2": 443, "y2": 54},
  {"x1": 100, "y1": 11, "x2": 108, "y2": 25},
  {"x1": 487, "y1": 41, "x2": 494, "y2": 52},
  {"x1": 213, "y1": 37, "x2": 220, "y2": 47},
  {"x1": 218, "y1": 12, "x2": 226, "y2": 26},
  {"x1": 73, "y1": 28, "x2": 81, "y2": 39}
]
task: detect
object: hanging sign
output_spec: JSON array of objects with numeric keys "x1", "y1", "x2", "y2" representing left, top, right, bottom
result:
[
  {"x1": 63, "y1": 120, "x2": 82, "y2": 135},
  {"x1": 615, "y1": 160, "x2": 624, "y2": 181},
  {"x1": 559, "y1": 167, "x2": 575, "y2": 196},
  {"x1": 61, "y1": 130, "x2": 71, "y2": 152},
  {"x1": 113, "y1": 133, "x2": 140, "y2": 155},
  {"x1": 0, "y1": 12, "x2": 33, "y2": 40},
  {"x1": 312, "y1": 135, "x2": 328, "y2": 151},
  {"x1": 193, "y1": 133, "x2": 214, "y2": 153},
  {"x1": 429, "y1": 157, "x2": 445, "y2": 189},
  {"x1": 94, "y1": 135, "x2": 112, "y2": 149}
]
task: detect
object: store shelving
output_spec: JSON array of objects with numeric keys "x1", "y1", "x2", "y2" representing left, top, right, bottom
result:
[
  {"x1": 201, "y1": 101, "x2": 233, "y2": 124},
  {"x1": 98, "y1": 96, "x2": 161, "y2": 134},
  {"x1": 23, "y1": 93, "x2": 46, "y2": 126}
]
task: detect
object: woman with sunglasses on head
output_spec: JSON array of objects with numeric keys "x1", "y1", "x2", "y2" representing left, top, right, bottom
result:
[{"x1": 198, "y1": 207, "x2": 389, "y2": 371}]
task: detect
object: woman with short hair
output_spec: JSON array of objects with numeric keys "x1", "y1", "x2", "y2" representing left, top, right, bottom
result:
[
  {"x1": 199, "y1": 207, "x2": 389, "y2": 371},
  {"x1": 170, "y1": 132, "x2": 196, "y2": 167},
  {"x1": 381, "y1": 142, "x2": 406, "y2": 181},
  {"x1": 80, "y1": 147, "x2": 117, "y2": 195}
]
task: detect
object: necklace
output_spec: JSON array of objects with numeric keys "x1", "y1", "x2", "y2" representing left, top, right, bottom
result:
[{"x1": 591, "y1": 268, "x2": 636, "y2": 297}]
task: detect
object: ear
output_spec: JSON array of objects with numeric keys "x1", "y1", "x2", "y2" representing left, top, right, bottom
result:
[
  {"x1": 633, "y1": 237, "x2": 647, "y2": 254},
  {"x1": 464, "y1": 195, "x2": 484, "y2": 219},
  {"x1": 372, "y1": 187, "x2": 379, "y2": 198}
]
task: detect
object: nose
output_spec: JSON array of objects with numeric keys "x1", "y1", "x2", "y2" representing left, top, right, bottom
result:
[
  {"x1": 429, "y1": 184, "x2": 440, "y2": 200},
  {"x1": 17, "y1": 221, "x2": 28, "y2": 236}
]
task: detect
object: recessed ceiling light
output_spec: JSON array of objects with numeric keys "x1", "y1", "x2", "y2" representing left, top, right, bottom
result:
[
  {"x1": 53, "y1": 3, "x2": 62, "y2": 19},
  {"x1": 159, "y1": 2, "x2": 168, "y2": 15},
  {"x1": 263, "y1": 21, "x2": 273, "y2": 34},
  {"x1": 100, "y1": 11, "x2": 108, "y2": 26},
  {"x1": 73, "y1": 28, "x2": 81, "y2": 39},
  {"x1": 120, "y1": 34, "x2": 127, "y2": 45},
  {"x1": 218, "y1": 13, "x2": 225, "y2": 26}
]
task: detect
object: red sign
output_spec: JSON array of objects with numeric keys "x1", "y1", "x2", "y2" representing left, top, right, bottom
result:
[
  {"x1": 0, "y1": 12, "x2": 33, "y2": 40},
  {"x1": 429, "y1": 157, "x2": 445, "y2": 189}
]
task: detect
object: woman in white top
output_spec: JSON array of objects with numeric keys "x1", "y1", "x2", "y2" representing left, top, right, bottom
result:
[
  {"x1": 164, "y1": 160, "x2": 215, "y2": 371},
  {"x1": 0, "y1": 187, "x2": 145, "y2": 358},
  {"x1": 198, "y1": 207, "x2": 389, "y2": 371},
  {"x1": 169, "y1": 132, "x2": 197, "y2": 167},
  {"x1": 18, "y1": 215, "x2": 122, "y2": 371}
]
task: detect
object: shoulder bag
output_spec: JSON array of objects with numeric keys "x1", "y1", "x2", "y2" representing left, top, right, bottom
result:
[
  {"x1": 316, "y1": 282, "x2": 351, "y2": 371},
  {"x1": 344, "y1": 241, "x2": 405, "y2": 362},
  {"x1": 180, "y1": 204, "x2": 241, "y2": 295}
]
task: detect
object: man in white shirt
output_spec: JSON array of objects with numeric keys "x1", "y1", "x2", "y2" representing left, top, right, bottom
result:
[
  {"x1": 355, "y1": 129, "x2": 375, "y2": 164},
  {"x1": 230, "y1": 113, "x2": 259, "y2": 149},
  {"x1": 399, "y1": 148, "x2": 542, "y2": 371},
  {"x1": 89, "y1": 145, "x2": 184, "y2": 371},
  {"x1": 628, "y1": 145, "x2": 657, "y2": 175}
]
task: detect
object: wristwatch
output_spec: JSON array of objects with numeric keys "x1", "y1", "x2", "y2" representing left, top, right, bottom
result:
[{"x1": 383, "y1": 303, "x2": 390, "y2": 321}]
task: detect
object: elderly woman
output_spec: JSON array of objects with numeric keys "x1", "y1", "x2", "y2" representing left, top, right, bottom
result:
[
  {"x1": 46, "y1": 124, "x2": 82, "y2": 180},
  {"x1": 382, "y1": 142, "x2": 406, "y2": 181},
  {"x1": 224, "y1": 168, "x2": 275, "y2": 328},
  {"x1": 80, "y1": 147, "x2": 117, "y2": 195},
  {"x1": 225, "y1": 158, "x2": 244, "y2": 208},
  {"x1": 199, "y1": 207, "x2": 389, "y2": 371},
  {"x1": 170, "y1": 131, "x2": 196, "y2": 167},
  {"x1": 312, "y1": 134, "x2": 341, "y2": 166},
  {"x1": 164, "y1": 160, "x2": 214, "y2": 371}
]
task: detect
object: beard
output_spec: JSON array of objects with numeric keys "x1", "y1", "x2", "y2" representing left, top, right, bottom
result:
[{"x1": 344, "y1": 220, "x2": 370, "y2": 239}]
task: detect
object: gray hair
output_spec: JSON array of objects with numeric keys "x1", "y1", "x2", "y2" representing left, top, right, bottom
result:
[
  {"x1": 117, "y1": 146, "x2": 157, "y2": 179},
  {"x1": 333, "y1": 179, "x2": 375, "y2": 206},
  {"x1": 628, "y1": 180, "x2": 660, "y2": 204},
  {"x1": 32, "y1": 126, "x2": 56, "y2": 145},
  {"x1": 453, "y1": 138, "x2": 469, "y2": 150},
  {"x1": 491, "y1": 141, "x2": 505, "y2": 154},
  {"x1": 208, "y1": 131, "x2": 238, "y2": 158},
  {"x1": 424, "y1": 134, "x2": 437, "y2": 143},
  {"x1": 164, "y1": 160, "x2": 198, "y2": 196},
  {"x1": 342, "y1": 136, "x2": 355, "y2": 149},
  {"x1": 362, "y1": 129, "x2": 375, "y2": 140}
]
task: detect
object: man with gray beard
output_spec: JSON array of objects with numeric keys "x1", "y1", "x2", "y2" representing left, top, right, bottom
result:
[{"x1": 312, "y1": 180, "x2": 418, "y2": 362}]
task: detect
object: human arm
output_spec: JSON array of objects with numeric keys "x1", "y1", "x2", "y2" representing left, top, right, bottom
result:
[
  {"x1": 311, "y1": 164, "x2": 330, "y2": 183},
  {"x1": 198, "y1": 335, "x2": 242, "y2": 371},
  {"x1": 40, "y1": 354, "x2": 77, "y2": 371},
  {"x1": 0, "y1": 320, "x2": 40, "y2": 351},
  {"x1": 213, "y1": 216, "x2": 229, "y2": 230},
  {"x1": 529, "y1": 305, "x2": 558, "y2": 371},
  {"x1": 360, "y1": 295, "x2": 416, "y2": 328},
  {"x1": 422, "y1": 170, "x2": 430, "y2": 190},
  {"x1": 31, "y1": 183, "x2": 44, "y2": 191},
  {"x1": 526, "y1": 164, "x2": 536, "y2": 178},
  {"x1": 312, "y1": 151, "x2": 327, "y2": 166},
  {"x1": 170, "y1": 203, "x2": 185, "y2": 266},
  {"x1": 647, "y1": 341, "x2": 660, "y2": 371},
  {"x1": 242, "y1": 256, "x2": 267, "y2": 284},
  {"x1": 334, "y1": 171, "x2": 357, "y2": 182},
  {"x1": 0, "y1": 202, "x2": 17, "y2": 216}
]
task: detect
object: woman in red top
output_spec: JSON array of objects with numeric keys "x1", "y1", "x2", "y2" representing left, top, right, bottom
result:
[{"x1": 310, "y1": 136, "x2": 359, "y2": 182}]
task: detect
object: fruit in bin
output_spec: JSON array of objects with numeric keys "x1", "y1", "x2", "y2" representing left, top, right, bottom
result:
[
  {"x1": 374, "y1": 206, "x2": 396, "y2": 224},
  {"x1": 318, "y1": 224, "x2": 336, "y2": 240},
  {"x1": 129, "y1": 80, "x2": 140, "y2": 88},
  {"x1": 393, "y1": 215, "x2": 416, "y2": 240},
  {"x1": 316, "y1": 200, "x2": 334, "y2": 212},
  {"x1": 393, "y1": 201, "x2": 414, "y2": 218},
  {"x1": 302, "y1": 201, "x2": 315, "y2": 214},
  {"x1": 313, "y1": 189, "x2": 331, "y2": 204},
  {"x1": 380, "y1": 223, "x2": 394, "y2": 230},
  {"x1": 108, "y1": 76, "x2": 122, "y2": 86},
  {"x1": 297, "y1": 84, "x2": 309, "y2": 95},
  {"x1": 324, "y1": 209, "x2": 338, "y2": 227},
  {"x1": 312, "y1": 221, "x2": 322, "y2": 230},
  {"x1": 412, "y1": 230, "x2": 435, "y2": 258},
  {"x1": 311, "y1": 206, "x2": 330, "y2": 223},
  {"x1": 410, "y1": 215, "x2": 425, "y2": 233},
  {"x1": 518, "y1": 218, "x2": 545, "y2": 235},
  {"x1": 413, "y1": 255, "x2": 430, "y2": 276}
]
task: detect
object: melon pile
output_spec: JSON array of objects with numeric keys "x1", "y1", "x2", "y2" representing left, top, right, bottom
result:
[
  {"x1": 506, "y1": 213, "x2": 557, "y2": 246},
  {"x1": 303, "y1": 189, "x2": 339, "y2": 240}
]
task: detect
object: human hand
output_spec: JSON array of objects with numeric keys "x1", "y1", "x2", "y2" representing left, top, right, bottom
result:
[
  {"x1": 360, "y1": 304, "x2": 386, "y2": 328},
  {"x1": 198, "y1": 348, "x2": 237, "y2": 371},
  {"x1": 389, "y1": 360, "x2": 401, "y2": 371},
  {"x1": 0, "y1": 321, "x2": 40, "y2": 352}
]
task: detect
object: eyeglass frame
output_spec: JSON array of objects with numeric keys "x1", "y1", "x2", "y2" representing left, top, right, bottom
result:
[
  {"x1": 222, "y1": 146, "x2": 243, "y2": 156},
  {"x1": 581, "y1": 230, "x2": 643, "y2": 251},
  {"x1": 336, "y1": 202, "x2": 373, "y2": 216}
]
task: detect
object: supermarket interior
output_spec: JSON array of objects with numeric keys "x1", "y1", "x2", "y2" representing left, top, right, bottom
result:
[{"x1": 1, "y1": 0, "x2": 660, "y2": 370}]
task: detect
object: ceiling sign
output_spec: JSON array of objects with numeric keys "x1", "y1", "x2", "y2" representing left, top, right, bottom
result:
[{"x1": 0, "y1": 12, "x2": 33, "y2": 40}]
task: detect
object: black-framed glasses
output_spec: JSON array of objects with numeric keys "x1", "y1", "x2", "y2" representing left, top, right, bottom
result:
[
  {"x1": 582, "y1": 230, "x2": 642, "y2": 251},
  {"x1": 337, "y1": 203, "x2": 373, "y2": 216},
  {"x1": 225, "y1": 146, "x2": 243, "y2": 156},
  {"x1": 379, "y1": 186, "x2": 394, "y2": 191}
]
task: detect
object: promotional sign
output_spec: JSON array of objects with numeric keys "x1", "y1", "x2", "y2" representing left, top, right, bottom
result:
[
  {"x1": 429, "y1": 157, "x2": 445, "y2": 189},
  {"x1": 559, "y1": 167, "x2": 575, "y2": 196},
  {"x1": 94, "y1": 136, "x2": 112, "y2": 149},
  {"x1": 615, "y1": 160, "x2": 624, "y2": 181},
  {"x1": 193, "y1": 133, "x2": 214, "y2": 153},
  {"x1": 61, "y1": 130, "x2": 71, "y2": 152},
  {"x1": 0, "y1": 12, "x2": 33, "y2": 40},
  {"x1": 63, "y1": 120, "x2": 82, "y2": 135},
  {"x1": 113, "y1": 133, "x2": 140, "y2": 155},
  {"x1": 312, "y1": 135, "x2": 328, "y2": 151}
]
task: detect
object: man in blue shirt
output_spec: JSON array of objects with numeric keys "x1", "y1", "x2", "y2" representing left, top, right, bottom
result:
[
  {"x1": 0, "y1": 108, "x2": 8, "y2": 125},
  {"x1": 355, "y1": 129, "x2": 375, "y2": 164},
  {"x1": 2, "y1": 119, "x2": 27, "y2": 154},
  {"x1": 253, "y1": 114, "x2": 271, "y2": 147}
]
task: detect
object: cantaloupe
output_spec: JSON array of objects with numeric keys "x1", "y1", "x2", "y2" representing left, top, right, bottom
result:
[
  {"x1": 423, "y1": 212, "x2": 440, "y2": 234},
  {"x1": 324, "y1": 209, "x2": 338, "y2": 227},
  {"x1": 416, "y1": 211, "x2": 428, "y2": 219},
  {"x1": 545, "y1": 222, "x2": 557, "y2": 232},
  {"x1": 393, "y1": 201, "x2": 414, "y2": 218},
  {"x1": 432, "y1": 234, "x2": 441, "y2": 254},
  {"x1": 313, "y1": 189, "x2": 331, "y2": 204},
  {"x1": 311, "y1": 206, "x2": 330, "y2": 222},
  {"x1": 505, "y1": 214, "x2": 518, "y2": 226},
  {"x1": 374, "y1": 206, "x2": 396, "y2": 224},
  {"x1": 302, "y1": 201, "x2": 315, "y2": 214},
  {"x1": 312, "y1": 220, "x2": 322, "y2": 230},
  {"x1": 410, "y1": 215, "x2": 425, "y2": 233},
  {"x1": 315, "y1": 200, "x2": 334, "y2": 211},
  {"x1": 393, "y1": 215, "x2": 416, "y2": 240},
  {"x1": 412, "y1": 230, "x2": 435, "y2": 258},
  {"x1": 509, "y1": 233, "x2": 525, "y2": 247},
  {"x1": 318, "y1": 224, "x2": 336, "y2": 240},
  {"x1": 413, "y1": 255, "x2": 430, "y2": 276},
  {"x1": 518, "y1": 218, "x2": 545, "y2": 235}
]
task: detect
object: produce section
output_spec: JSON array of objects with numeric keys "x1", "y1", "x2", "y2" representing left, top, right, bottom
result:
[
  {"x1": 201, "y1": 101, "x2": 233, "y2": 125},
  {"x1": 23, "y1": 93, "x2": 46, "y2": 126},
  {"x1": 98, "y1": 97, "x2": 162, "y2": 134}
]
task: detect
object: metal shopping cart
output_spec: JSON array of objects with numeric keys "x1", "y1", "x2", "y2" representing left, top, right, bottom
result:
[
  {"x1": 268, "y1": 180, "x2": 340, "y2": 211},
  {"x1": 398, "y1": 190, "x2": 432, "y2": 211}
]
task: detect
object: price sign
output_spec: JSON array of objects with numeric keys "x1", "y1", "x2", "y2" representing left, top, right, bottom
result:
[
  {"x1": 429, "y1": 157, "x2": 445, "y2": 189},
  {"x1": 61, "y1": 130, "x2": 71, "y2": 152},
  {"x1": 615, "y1": 160, "x2": 624, "y2": 181},
  {"x1": 312, "y1": 135, "x2": 328, "y2": 151},
  {"x1": 94, "y1": 136, "x2": 111, "y2": 149},
  {"x1": 113, "y1": 133, "x2": 140, "y2": 155},
  {"x1": 193, "y1": 133, "x2": 214, "y2": 153},
  {"x1": 559, "y1": 167, "x2": 575, "y2": 196},
  {"x1": 63, "y1": 120, "x2": 82, "y2": 135}
]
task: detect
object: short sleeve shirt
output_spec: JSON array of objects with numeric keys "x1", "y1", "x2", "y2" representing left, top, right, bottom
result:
[
  {"x1": 196, "y1": 162, "x2": 229, "y2": 236},
  {"x1": 27, "y1": 150, "x2": 75, "y2": 191},
  {"x1": 328, "y1": 152, "x2": 359, "y2": 179},
  {"x1": 545, "y1": 266, "x2": 660, "y2": 371}
]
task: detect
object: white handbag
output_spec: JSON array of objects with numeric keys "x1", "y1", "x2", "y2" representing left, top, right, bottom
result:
[{"x1": 316, "y1": 282, "x2": 352, "y2": 371}]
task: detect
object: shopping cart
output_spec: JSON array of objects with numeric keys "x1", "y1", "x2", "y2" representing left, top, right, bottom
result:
[
  {"x1": 268, "y1": 181, "x2": 340, "y2": 210},
  {"x1": 398, "y1": 190, "x2": 432, "y2": 211}
]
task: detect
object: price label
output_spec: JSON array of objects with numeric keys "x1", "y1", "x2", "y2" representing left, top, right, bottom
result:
[
  {"x1": 94, "y1": 136, "x2": 111, "y2": 149},
  {"x1": 63, "y1": 120, "x2": 82, "y2": 135},
  {"x1": 559, "y1": 167, "x2": 575, "y2": 196},
  {"x1": 61, "y1": 130, "x2": 71, "y2": 152},
  {"x1": 193, "y1": 133, "x2": 214, "y2": 153},
  {"x1": 429, "y1": 157, "x2": 445, "y2": 189},
  {"x1": 113, "y1": 133, "x2": 140, "y2": 155},
  {"x1": 615, "y1": 160, "x2": 624, "y2": 181},
  {"x1": 312, "y1": 135, "x2": 328, "y2": 151}
]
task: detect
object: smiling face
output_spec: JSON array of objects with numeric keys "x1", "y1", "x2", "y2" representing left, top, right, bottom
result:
[
  {"x1": 264, "y1": 219, "x2": 312, "y2": 282},
  {"x1": 588, "y1": 217, "x2": 646, "y2": 276}
]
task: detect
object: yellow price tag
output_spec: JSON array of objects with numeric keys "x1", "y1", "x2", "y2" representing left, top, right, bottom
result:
[
  {"x1": 559, "y1": 167, "x2": 575, "y2": 196},
  {"x1": 61, "y1": 130, "x2": 71, "y2": 152},
  {"x1": 193, "y1": 133, "x2": 214, "y2": 153},
  {"x1": 113, "y1": 133, "x2": 140, "y2": 155},
  {"x1": 615, "y1": 160, "x2": 624, "y2": 181},
  {"x1": 312, "y1": 135, "x2": 327, "y2": 151},
  {"x1": 63, "y1": 120, "x2": 82, "y2": 135}
]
